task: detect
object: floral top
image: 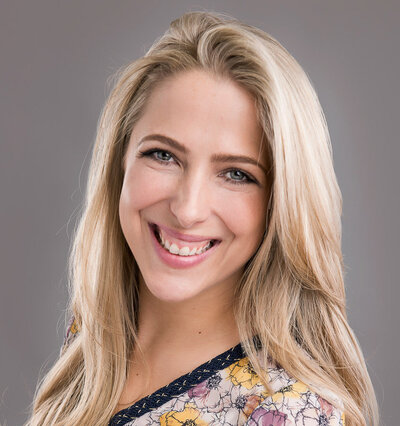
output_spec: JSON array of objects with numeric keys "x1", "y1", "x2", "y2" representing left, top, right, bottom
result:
[{"x1": 62, "y1": 317, "x2": 345, "y2": 425}]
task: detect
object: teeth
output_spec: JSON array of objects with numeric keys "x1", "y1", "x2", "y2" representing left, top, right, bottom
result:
[
  {"x1": 178, "y1": 246, "x2": 190, "y2": 256},
  {"x1": 154, "y1": 227, "x2": 214, "y2": 256},
  {"x1": 169, "y1": 243, "x2": 180, "y2": 254}
]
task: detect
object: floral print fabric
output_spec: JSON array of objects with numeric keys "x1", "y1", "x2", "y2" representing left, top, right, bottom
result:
[{"x1": 62, "y1": 318, "x2": 345, "y2": 425}]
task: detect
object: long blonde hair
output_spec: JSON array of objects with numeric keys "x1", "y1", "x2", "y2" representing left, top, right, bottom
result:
[{"x1": 27, "y1": 11, "x2": 378, "y2": 425}]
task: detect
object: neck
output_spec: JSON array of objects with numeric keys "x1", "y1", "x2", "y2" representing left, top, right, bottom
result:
[{"x1": 135, "y1": 273, "x2": 241, "y2": 356}]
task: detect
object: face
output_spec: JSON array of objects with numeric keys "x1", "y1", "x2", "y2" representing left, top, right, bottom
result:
[{"x1": 119, "y1": 69, "x2": 270, "y2": 303}]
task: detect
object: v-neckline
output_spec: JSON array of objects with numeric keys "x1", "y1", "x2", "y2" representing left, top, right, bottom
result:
[{"x1": 108, "y1": 341, "x2": 245, "y2": 425}]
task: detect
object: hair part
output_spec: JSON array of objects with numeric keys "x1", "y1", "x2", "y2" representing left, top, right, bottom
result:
[{"x1": 27, "y1": 11, "x2": 378, "y2": 426}]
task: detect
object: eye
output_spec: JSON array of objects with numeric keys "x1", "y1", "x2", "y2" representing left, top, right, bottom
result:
[
  {"x1": 137, "y1": 148, "x2": 177, "y2": 166},
  {"x1": 221, "y1": 169, "x2": 256, "y2": 186},
  {"x1": 153, "y1": 150, "x2": 173, "y2": 163}
]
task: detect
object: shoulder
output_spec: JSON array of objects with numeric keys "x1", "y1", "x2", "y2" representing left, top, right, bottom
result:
[
  {"x1": 246, "y1": 380, "x2": 346, "y2": 425},
  {"x1": 243, "y1": 357, "x2": 346, "y2": 425}
]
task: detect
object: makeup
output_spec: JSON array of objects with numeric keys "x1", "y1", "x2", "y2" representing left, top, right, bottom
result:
[{"x1": 148, "y1": 223, "x2": 221, "y2": 269}]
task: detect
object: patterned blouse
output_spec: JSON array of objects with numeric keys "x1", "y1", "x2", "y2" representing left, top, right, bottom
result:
[{"x1": 62, "y1": 317, "x2": 345, "y2": 425}]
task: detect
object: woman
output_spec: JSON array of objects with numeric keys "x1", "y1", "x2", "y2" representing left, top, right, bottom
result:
[{"x1": 27, "y1": 11, "x2": 378, "y2": 426}]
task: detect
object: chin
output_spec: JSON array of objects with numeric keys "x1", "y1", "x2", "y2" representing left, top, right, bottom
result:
[{"x1": 145, "y1": 278, "x2": 204, "y2": 303}]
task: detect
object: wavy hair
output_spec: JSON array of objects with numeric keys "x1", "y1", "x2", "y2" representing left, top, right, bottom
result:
[{"x1": 26, "y1": 11, "x2": 378, "y2": 425}]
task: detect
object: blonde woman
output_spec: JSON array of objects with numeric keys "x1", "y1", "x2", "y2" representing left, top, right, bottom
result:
[{"x1": 27, "y1": 11, "x2": 378, "y2": 426}]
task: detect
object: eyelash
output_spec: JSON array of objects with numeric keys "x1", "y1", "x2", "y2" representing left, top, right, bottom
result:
[{"x1": 137, "y1": 148, "x2": 257, "y2": 186}]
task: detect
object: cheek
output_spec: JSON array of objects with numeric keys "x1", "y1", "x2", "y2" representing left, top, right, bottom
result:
[
  {"x1": 220, "y1": 191, "x2": 267, "y2": 242},
  {"x1": 119, "y1": 169, "x2": 158, "y2": 241},
  {"x1": 119, "y1": 166, "x2": 173, "y2": 214}
]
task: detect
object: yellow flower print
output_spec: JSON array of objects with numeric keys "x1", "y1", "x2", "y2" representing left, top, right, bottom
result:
[
  {"x1": 225, "y1": 357, "x2": 261, "y2": 389},
  {"x1": 70, "y1": 319, "x2": 79, "y2": 334},
  {"x1": 159, "y1": 402, "x2": 208, "y2": 426},
  {"x1": 271, "y1": 381, "x2": 309, "y2": 402}
]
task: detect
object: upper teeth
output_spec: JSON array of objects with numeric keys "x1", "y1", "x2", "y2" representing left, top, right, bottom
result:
[{"x1": 157, "y1": 228, "x2": 213, "y2": 256}]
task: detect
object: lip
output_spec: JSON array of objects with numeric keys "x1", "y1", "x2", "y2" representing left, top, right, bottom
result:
[
  {"x1": 148, "y1": 223, "x2": 221, "y2": 269},
  {"x1": 153, "y1": 222, "x2": 220, "y2": 243}
]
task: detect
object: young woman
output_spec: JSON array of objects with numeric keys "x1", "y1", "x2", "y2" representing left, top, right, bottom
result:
[{"x1": 27, "y1": 11, "x2": 378, "y2": 426}]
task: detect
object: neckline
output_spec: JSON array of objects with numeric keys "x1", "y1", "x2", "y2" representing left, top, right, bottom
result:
[{"x1": 108, "y1": 341, "x2": 245, "y2": 425}]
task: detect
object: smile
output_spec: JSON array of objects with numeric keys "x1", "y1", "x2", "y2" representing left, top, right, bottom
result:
[
  {"x1": 153, "y1": 225, "x2": 217, "y2": 256},
  {"x1": 149, "y1": 223, "x2": 221, "y2": 268}
]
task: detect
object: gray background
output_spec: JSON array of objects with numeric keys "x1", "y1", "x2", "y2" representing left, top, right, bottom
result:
[{"x1": 1, "y1": 1, "x2": 398, "y2": 425}]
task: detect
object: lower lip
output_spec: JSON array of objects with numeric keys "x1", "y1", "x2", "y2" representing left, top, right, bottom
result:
[{"x1": 148, "y1": 224, "x2": 220, "y2": 269}]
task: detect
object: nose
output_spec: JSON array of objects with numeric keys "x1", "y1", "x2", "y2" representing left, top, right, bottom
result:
[{"x1": 169, "y1": 170, "x2": 211, "y2": 229}]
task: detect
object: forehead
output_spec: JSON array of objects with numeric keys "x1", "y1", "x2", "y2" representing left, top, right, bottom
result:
[{"x1": 130, "y1": 69, "x2": 266, "y2": 162}]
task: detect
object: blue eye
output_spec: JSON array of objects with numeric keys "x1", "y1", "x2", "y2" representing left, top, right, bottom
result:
[
  {"x1": 228, "y1": 170, "x2": 246, "y2": 181},
  {"x1": 222, "y1": 169, "x2": 255, "y2": 186},
  {"x1": 138, "y1": 148, "x2": 176, "y2": 165},
  {"x1": 154, "y1": 150, "x2": 173, "y2": 162},
  {"x1": 137, "y1": 148, "x2": 257, "y2": 186}
]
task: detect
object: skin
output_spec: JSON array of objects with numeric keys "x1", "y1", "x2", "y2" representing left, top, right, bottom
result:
[{"x1": 117, "y1": 69, "x2": 270, "y2": 409}]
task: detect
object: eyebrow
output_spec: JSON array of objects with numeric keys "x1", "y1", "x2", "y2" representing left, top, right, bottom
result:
[{"x1": 138, "y1": 133, "x2": 269, "y2": 175}]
